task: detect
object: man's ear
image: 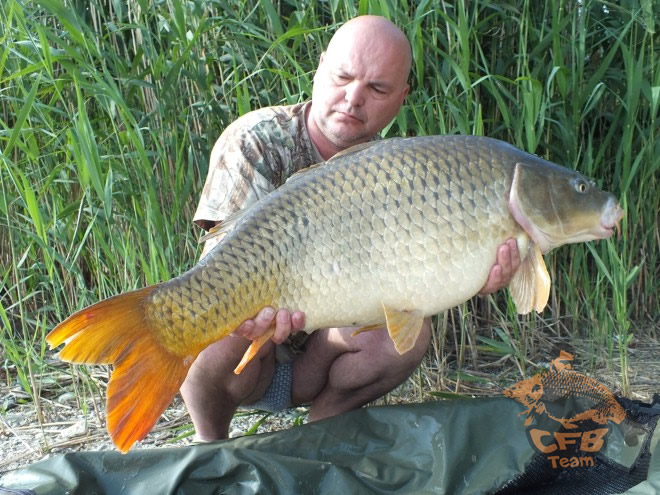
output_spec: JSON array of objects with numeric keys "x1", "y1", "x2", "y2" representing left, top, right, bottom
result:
[
  {"x1": 400, "y1": 84, "x2": 410, "y2": 104},
  {"x1": 313, "y1": 52, "x2": 326, "y2": 82}
]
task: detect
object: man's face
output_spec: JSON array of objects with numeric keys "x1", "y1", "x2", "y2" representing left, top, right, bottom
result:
[{"x1": 309, "y1": 28, "x2": 410, "y2": 153}]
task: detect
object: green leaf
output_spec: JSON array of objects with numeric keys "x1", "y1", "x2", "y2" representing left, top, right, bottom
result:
[{"x1": 4, "y1": 73, "x2": 41, "y2": 157}]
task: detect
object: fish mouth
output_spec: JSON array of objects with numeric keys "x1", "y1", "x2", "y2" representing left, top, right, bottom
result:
[
  {"x1": 599, "y1": 202, "x2": 625, "y2": 238},
  {"x1": 597, "y1": 225, "x2": 616, "y2": 239}
]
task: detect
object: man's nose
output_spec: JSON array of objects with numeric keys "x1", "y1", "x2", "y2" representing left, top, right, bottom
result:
[{"x1": 344, "y1": 82, "x2": 365, "y2": 107}]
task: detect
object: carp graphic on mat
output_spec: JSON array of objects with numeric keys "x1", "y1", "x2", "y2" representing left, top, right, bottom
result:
[{"x1": 504, "y1": 351, "x2": 627, "y2": 428}]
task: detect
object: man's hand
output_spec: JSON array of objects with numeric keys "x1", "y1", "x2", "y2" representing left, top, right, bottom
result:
[
  {"x1": 479, "y1": 239, "x2": 521, "y2": 295},
  {"x1": 234, "y1": 307, "x2": 306, "y2": 344}
]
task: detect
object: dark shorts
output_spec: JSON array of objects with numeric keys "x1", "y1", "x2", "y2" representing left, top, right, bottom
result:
[
  {"x1": 243, "y1": 361, "x2": 294, "y2": 412},
  {"x1": 241, "y1": 332, "x2": 310, "y2": 412}
]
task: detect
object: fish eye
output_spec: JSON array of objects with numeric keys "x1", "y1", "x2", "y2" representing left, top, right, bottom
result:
[{"x1": 574, "y1": 179, "x2": 588, "y2": 193}]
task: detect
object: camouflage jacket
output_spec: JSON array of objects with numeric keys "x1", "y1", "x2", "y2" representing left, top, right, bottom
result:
[{"x1": 194, "y1": 102, "x2": 322, "y2": 255}]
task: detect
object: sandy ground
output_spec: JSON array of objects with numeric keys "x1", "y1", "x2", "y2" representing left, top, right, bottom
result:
[{"x1": 1, "y1": 333, "x2": 658, "y2": 476}]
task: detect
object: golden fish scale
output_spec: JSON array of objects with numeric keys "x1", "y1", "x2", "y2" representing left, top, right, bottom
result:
[
  {"x1": 147, "y1": 136, "x2": 526, "y2": 357},
  {"x1": 540, "y1": 371, "x2": 619, "y2": 404}
]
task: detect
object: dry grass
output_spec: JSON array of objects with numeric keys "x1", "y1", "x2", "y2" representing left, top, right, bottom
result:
[{"x1": 2, "y1": 322, "x2": 657, "y2": 473}]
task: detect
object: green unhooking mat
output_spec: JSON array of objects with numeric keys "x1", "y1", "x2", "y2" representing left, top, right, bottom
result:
[{"x1": 1, "y1": 395, "x2": 659, "y2": 495}]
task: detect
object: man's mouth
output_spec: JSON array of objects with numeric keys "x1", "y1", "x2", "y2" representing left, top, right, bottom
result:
[{"x1": 334, "y1": 110, "x2": 363, "y2": 123}]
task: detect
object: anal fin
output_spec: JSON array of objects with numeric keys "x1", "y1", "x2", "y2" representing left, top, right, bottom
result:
[
  {"x1": 382, "y1": 304, "x2": 425, "y2": 355},
  {"x1": 234, "y1": 323, "x2": 276, "y2": 375},
  {"x1": 351, "y1": 323, "x2": 385, "y2": 337}
]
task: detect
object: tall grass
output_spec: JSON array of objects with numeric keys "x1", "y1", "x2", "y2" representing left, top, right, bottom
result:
[{"x1": 1, "y1": 0, "x2": 657, "y2": 406}]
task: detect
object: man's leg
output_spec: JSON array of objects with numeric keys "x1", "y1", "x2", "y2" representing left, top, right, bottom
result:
[
  {"x1": 291, "y1": 318, "x2": 432, "y2": 420},
  {"x1": 180, "y1": 335, "x2": 276, "y2": 441},
  {"x1": 181, "y1": 318, "x2": 431, "y2": 439}
]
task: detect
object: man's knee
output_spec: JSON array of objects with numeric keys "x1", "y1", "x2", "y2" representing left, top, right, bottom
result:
[
  {"x1": 180, "y1": 337, "x2": 278, "y2": 441},
  {"x1": 361, "y1": 318, "x2": 431, "y2": 372},
  {"x1": 181, "y1": 336, "x2": 276, "y2": 405},
  {"x1": 334, "y1": 319, "x2": 431, "y2": 386}
]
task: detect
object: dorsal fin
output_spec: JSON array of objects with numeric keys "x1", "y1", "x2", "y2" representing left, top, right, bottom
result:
[
  {"x1": 286, "y1": 162, "x2": 324, "y2": 184},
  {"x1": 286, "y1": 141, "x2": 380, "y2": 184},
  {"x1": 327, "y1": 141, "x2": 379, "y2": 161},
  {"x1": 199, "y1": 208, "x2": 251, "y2": 243}
]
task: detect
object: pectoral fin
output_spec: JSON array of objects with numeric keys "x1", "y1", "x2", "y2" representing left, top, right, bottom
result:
[
  {"x1": 509, "y1": 243, "x2": 551, "y2": 314},
  {"x1": 382, "y1": 304, "x2": 425, "y2": 354}
]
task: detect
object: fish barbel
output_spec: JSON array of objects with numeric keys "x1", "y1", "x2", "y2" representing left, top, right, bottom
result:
[{"x1": 47, "y1": 135, "x2": 623, "y2": 452}]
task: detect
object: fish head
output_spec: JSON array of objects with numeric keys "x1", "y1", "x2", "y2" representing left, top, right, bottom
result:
[
  {"x1": 509, "y1": 162, "x2": 624, "y2": 253},
  {"x1": 504, "y1": 375, "x2": 543, "y2": 405}
]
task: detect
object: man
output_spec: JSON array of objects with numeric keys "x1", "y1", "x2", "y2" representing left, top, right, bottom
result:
[{"x1": 181, "y1": 15, "x2": 520, "y2": 441}]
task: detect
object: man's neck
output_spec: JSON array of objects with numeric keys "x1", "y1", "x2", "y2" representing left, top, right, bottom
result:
[{"x1": 304, "y1": 103, "x2": 345, "y2": 161}]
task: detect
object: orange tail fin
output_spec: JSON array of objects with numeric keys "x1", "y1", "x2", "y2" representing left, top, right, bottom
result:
[{"x1": 46, "y1": 287, "x2": 193, "y2": 453}]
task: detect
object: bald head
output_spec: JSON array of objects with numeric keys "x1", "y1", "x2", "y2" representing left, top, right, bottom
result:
[
  {"x1": 325, "y1": 16, "x2": 412, "y2": 86},
  {"x1": 307, "y1": 16, "x2": 412, "y2": 159}
]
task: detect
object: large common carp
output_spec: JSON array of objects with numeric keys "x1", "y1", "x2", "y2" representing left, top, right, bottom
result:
[{"x1": 47, "y1": 135, "x2": 623, "y2": 452}]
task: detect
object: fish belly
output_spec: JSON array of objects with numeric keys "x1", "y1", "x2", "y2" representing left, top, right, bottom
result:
[{"x1": 279, "y1": 229, "x2": 513, "y2": 331}]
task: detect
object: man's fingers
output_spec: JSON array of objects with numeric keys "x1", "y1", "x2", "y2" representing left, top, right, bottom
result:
[
  {"x1": 478, "y1": 265, "x2": 501, "y2": 295},
  {"x1": 497, "y1": 239, "x2": 521, "y2": 283},
  {"x1": 248, "y1": 307, "x2": 276, "y2": 340},
  {"x1": 492, "y1": 265, "x2": 504, "y2": 287},
  {"x1": 234, "y1": 307, "x2": 275, "y2": 340},
  {"x1": 233, "y1": 319, "x2": 254, "y2": 338},
  {"x1": 233, "y1": 307, "x2": 306, "y2": 342},
  {"x1": 272, "y1": 309, "x2": 292, "y2": 344},
  {"x1": 255, "y1": 307, "x2": 276, "y2": 327},
  {"x1": 479, "y1": 238, "x2": 520, "y2": 295},
  {"x1": 497, "y1": 243, "x2": 512, "y2": 275},
  {"x1": 507, "y1": 238, "x2": 521, "y2": 271},
  {"x1": 291, "y1": 311, "x2": 306, "y2": 331}
]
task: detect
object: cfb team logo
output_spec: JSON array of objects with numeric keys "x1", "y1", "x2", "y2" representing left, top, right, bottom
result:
[{"x1": 505, "y1": 351, "x2": 626, "y2": 469}]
